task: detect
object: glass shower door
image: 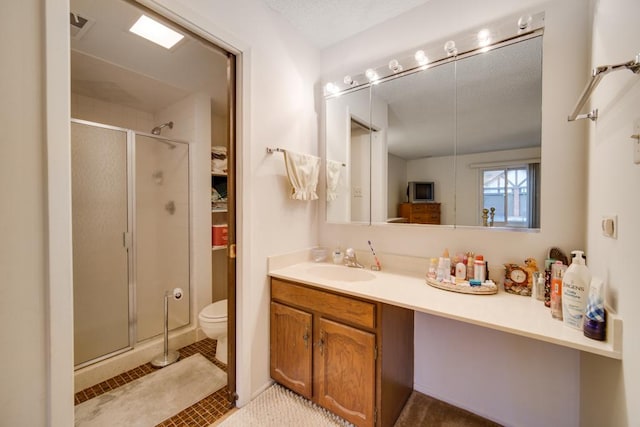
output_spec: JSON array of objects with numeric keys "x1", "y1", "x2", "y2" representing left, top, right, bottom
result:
[{"x1": 71, "y1": 121, "x2": 132, "y2": 367}]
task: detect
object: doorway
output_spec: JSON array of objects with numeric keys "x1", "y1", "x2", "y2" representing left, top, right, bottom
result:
[{"x1": 69, "y1": 0, "x2": 237, "y2": 409}]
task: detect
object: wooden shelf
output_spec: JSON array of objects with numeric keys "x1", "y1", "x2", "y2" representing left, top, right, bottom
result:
[
  {"x1": 211, "y1": 208, "x2": 228, "y2": 213},
  {"x1": 212, "y1": 245, "x2": 226, "y2": 252},
  {"x1": 211, "y1": 172, "x2": 227, "y2": 176}
]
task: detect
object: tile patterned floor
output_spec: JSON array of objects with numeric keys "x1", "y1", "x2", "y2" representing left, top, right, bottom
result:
[{"x1": 75, "y1": 338, "x2": 232, "y2": 426}]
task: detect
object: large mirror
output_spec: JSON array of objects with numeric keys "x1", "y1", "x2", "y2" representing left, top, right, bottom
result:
[{"x1": 325, "y1": 32, "x2": 543, "y2": 229}]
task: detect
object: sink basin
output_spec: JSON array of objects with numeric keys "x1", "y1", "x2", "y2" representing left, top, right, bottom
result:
[{"x1": 306, "y1": 265, "x2": 376, "y2": 282}]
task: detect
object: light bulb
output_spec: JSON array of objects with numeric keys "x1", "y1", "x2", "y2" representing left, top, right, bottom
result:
[
  {"x1": 365, "y1": 68, "x2": 379, "y2": 82},
  {"x1": 444, "y1": 40, "x2": 457, "y2": 56},
  {"x1": 477, "y1": 29, "x2": 491, "y2": 47},
  {"x1": 325, "y1": 82, "x2": 339, "y2": 95},
  {"x1": 343, "y1": 75, "x2": 352, "y2": 85},
  {"x1": 518, "y1": 15, "x2": 532, "y2": 30},
  {"x1": 414, "y1": 50, "x2": 428, "y2": 66},
  {"x1": 388, "y1": 59, "x2": 403, "y2": 73}
]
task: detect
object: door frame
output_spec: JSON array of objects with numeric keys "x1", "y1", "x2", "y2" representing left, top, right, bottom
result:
[{"x1": 45, "y1": 0, "x2": 248, "y2": 423}]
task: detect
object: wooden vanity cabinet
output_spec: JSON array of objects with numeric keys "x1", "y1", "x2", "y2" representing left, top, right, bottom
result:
[{"x1": 270, "y1": 278, "x2": 414, "y2": 427}]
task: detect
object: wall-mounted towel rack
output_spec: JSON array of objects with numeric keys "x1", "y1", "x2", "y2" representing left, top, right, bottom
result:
[
  {"x1": 266, "y1": 147, "x2": 285, "y2": 154},
  {"x1": 568, "y1": 53, "x2": 640, "y2": 122},
  {"x1": 266, "y1": 147, "x2": 345, "y2": 166}
]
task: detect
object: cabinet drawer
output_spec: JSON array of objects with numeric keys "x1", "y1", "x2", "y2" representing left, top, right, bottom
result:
[
  {"x1": 272, "y1": 279, "x2": 376, "y2": 329},
  {"x1": 412, "y1": 213, "x2": 440, "y2": 224},
  {"x1": 413, "y1": 204, "x2": 439, "y2": 213}
]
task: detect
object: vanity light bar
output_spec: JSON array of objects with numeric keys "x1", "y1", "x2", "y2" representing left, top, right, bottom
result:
[{"x1": 323, "y1": 11, "x2": 545, "y2": 97}]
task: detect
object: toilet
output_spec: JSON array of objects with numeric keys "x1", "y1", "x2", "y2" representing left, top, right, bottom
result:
[{"x1": 198, "y1": 299, "x2": 228, "y2": 364}]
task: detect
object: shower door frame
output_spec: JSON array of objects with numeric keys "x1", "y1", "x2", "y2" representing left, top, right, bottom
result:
[
  {"x1": 71, "y1": 119, "x2": 135, "y2": 369},
  {"x1": 71, "y1": 118, "x2": 191, "y2": 369}
]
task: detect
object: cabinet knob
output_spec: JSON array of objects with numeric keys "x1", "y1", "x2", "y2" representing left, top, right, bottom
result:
[
  {"x1": 303, "y1": 328, "x2": 309, "y2": 349},
  {"x1": 317, "y1": 330, "x2": 325, "y2": 355}
]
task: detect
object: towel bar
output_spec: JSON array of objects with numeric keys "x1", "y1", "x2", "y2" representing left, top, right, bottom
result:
[
  {"x1": 568, "y1": 53, "x2": 640, "y2": 122},
  {"x1": 267, "y1": 147, "x2": 345, "y2": 166}
]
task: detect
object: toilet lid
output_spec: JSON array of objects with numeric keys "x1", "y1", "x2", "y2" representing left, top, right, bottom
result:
[{"x1": 200, "y1": 300, "x2": 227, "y2": 320}]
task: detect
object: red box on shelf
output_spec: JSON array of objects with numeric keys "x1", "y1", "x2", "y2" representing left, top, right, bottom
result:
[{"x1": 212, "y1": 224, "x2": 228, "y2": 246}]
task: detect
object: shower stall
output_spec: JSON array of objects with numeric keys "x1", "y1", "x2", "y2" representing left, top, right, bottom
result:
[{"x1": 71, "y1": 119, "x2": 190, "y2": 368}]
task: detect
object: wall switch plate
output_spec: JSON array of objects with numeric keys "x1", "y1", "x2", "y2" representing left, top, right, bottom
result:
[{"x1": 601, "y1": 215, "x2": 617, "y2": 239}]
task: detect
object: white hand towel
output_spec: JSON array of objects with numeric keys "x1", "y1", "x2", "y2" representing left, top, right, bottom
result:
[
  {"x1": 283, "y1": 150, "x2": 320, "y2": 201},
  {"x1": 326, "y1": 160, "x2": 342, "y2": 201}
]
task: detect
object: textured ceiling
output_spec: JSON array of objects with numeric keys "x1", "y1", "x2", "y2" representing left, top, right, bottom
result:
[{"x1": 262, "y1": 0, "x2": 432, "y2": 48}]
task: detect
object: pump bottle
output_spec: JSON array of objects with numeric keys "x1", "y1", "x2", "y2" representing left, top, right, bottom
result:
[{"x1": 562, "y1": 250, "x2": 591, "y2": 330}]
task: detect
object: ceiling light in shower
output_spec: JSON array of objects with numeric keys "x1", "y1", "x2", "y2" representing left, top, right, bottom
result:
[{"x1": 129, "y1": 15, "x2": 184, "y2": 49}]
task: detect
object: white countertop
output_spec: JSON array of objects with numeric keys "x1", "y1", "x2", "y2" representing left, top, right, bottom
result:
[{"x1": 268, "y1": 256, "x2": 622, "y2": 360}]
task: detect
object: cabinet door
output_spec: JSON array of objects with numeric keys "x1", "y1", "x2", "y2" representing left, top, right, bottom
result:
[
  {"x1": 316, "y1": 318, "x2": 376, "y2": 427},
  {"x1": 270, "y1": 302, "x2": 313, "y2": 398}
]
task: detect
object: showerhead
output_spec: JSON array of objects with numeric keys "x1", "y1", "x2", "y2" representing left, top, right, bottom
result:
[{"x1": 151, "y1": 121, "x2": 173, "y2": 135}]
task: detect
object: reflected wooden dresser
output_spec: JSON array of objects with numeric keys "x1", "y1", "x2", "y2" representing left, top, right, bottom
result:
[{"x1": 398, "y1": 203, "x2": 441, "y2": 224}]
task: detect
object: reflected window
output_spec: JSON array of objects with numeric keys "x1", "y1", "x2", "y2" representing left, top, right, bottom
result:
[{"x1": 481, "y1": 164, "x2": 538, "y2": 227}]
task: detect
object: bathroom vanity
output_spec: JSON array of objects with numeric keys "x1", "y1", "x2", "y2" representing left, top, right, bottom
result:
[
  {"x1": 270, "y1": 278, "x2": 413, "y2": 427},
  {"x1": 268, "y1": 250, "x2": 622, "y2": 426}
]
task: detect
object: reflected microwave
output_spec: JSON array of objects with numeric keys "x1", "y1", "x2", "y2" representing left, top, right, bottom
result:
[{"x1": 407, "y1": 181, "x2": 435, "y2": 203}]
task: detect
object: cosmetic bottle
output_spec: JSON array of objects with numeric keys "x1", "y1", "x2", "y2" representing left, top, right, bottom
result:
[
  {"x1": 473, "y1": 255, "x2": 485, "y2": 282},
  {"x1": 427, "y1": 258, "x2": 438, "y2": 280},
  {"x1": 466, "y1": 253, "x2": 475, "y2": 281},
  {"x1": 583, "y1": 277, "x2": 606, "y2": 340},
  {"x1": 562, "y1": 250, "x2": 591, "y2": 330},
  {"x1": 550, "y1": 262, "x2": 566, "y2": 320}
]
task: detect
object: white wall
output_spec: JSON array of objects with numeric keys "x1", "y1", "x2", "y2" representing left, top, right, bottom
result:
[
  {"x1": 0, "y1": 1, "x2": 48, "y2": 425},
  {"x1": 144, "y1": 0, "x2": 322, "y2": 405},
  {"x1": 387, "y1": 154, "x2": 407, "y2": 218},
  {"x1": 320, "y1": 0, "x2": 589, "y2": 425},
  {"x1": 582, "y1": 0, "x2": 640, "y2": 426},
  {"x1": 6, "y1": 0, "x2": 321, "y2": 423},
  {"x1": 406, "y1": 155, "x2": 456, "y2": 224}
]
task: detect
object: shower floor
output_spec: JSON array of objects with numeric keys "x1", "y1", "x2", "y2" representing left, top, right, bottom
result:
[{"x1": 74, "y1": 338, "x2": 231, "y2": 426}]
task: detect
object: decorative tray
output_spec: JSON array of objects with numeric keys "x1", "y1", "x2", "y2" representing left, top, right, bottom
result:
[{"x1": 426, "y1": 278, "x2": 498, "y2": 295}]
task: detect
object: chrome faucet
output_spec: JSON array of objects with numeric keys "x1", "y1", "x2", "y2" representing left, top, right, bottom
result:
[{"x1": 344, "y1": 248, "x2": 364, "y2": 268}]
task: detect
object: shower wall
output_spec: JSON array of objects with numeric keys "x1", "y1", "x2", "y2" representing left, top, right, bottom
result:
[{"x1": 135, "y1": 135, "x2": 190, "y2": 340}]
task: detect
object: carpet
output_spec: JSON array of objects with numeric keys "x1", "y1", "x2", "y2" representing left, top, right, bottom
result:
[
  {"x1": 75, "y1": 353, "x2": 226, "y2": 427},
  {"x1": 217, "y1": 384, "x2": 353, "y2": 427},
  {"x1": 393, "y1": 391, "x2": 502, "y2": 427}
]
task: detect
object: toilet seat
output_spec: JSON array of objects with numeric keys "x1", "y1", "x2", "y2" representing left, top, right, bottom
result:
[{"x1": 200, "y1": 300, "x2": 227, "y2": 321}]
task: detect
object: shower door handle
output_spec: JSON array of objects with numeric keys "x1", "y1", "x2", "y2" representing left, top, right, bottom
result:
[{"x1": 122, "y1": 232, "x2": 131, "y2": 249}]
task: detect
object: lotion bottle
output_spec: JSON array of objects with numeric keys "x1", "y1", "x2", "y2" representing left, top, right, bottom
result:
[{"x1": 562, "y1": 250, "x2": 591, "y2": 330}]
